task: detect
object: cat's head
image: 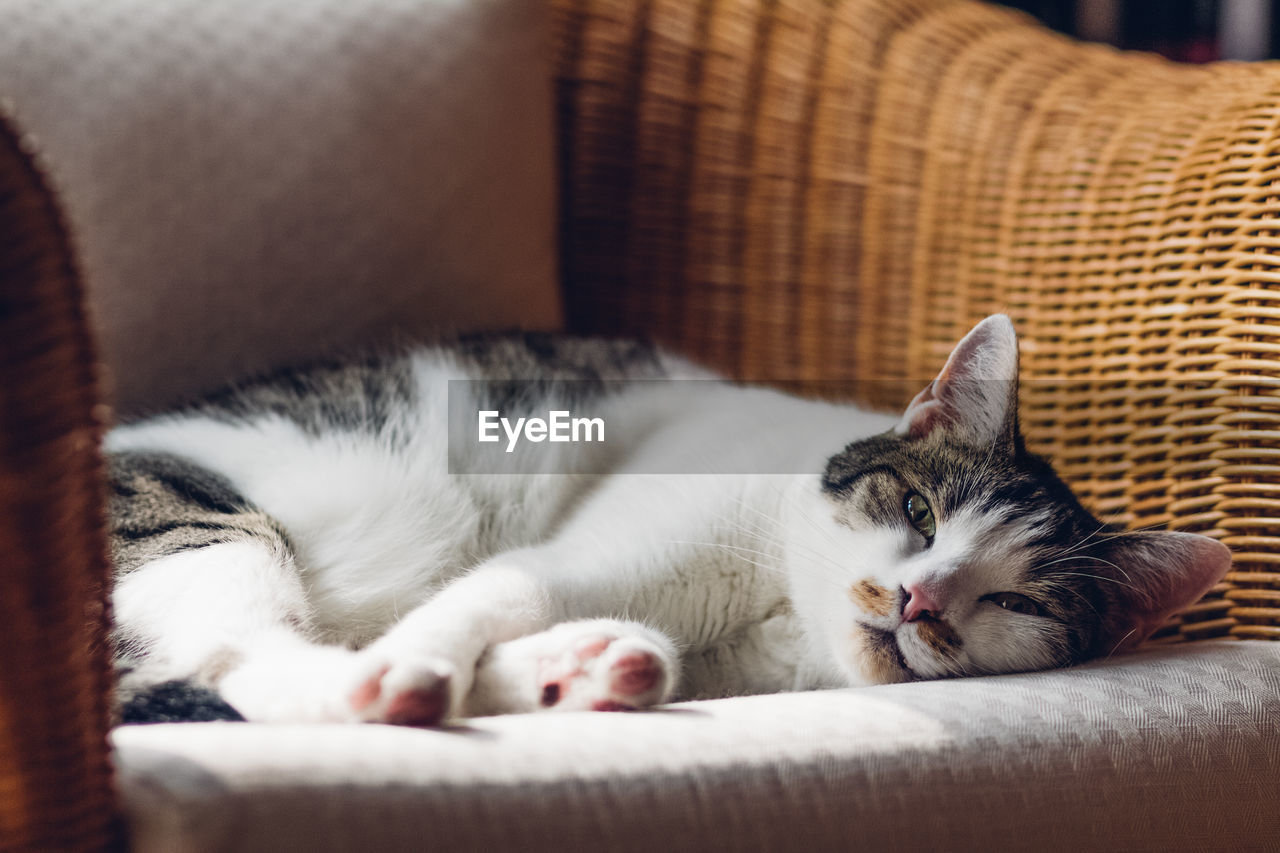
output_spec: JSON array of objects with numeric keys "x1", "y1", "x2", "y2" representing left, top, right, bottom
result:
[{"x1": 787, "y1": 315, "x2": 1231, "y2": 685}]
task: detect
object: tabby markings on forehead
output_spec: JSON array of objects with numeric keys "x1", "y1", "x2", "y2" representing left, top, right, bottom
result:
[
  {"x1": 849, "y1": 579, "x2": 894, "y2": 618},
  {"x1": 830, "y1": 467, "x2": 903, "y2": 528},
  {"x1": 823, "y1": 463, "x2": 901, "y2": 498}
]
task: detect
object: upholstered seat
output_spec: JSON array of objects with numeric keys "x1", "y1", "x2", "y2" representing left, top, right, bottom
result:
[{"x1": 114, "y1": 641, "x2": 1279, "y2": 852}]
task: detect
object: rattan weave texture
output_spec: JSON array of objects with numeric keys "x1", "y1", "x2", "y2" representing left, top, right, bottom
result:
[
  {"x1": 553, "y1": 0, "x2": 1280, "y2": 640},
  {"x1": 0, "y1": 116, "x2": 121, "y2": 851}
]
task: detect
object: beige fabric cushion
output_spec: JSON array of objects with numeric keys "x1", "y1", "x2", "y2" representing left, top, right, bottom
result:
[
  {"x1": 113, "y1": 640, "x2": 1280, "y2": 852},
  {"x1": 0, "y1": 0, "x2": 560, "y2": 416}
]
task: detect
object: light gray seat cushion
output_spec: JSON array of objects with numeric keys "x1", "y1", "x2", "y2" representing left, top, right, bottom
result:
[{"x1": 114, "y1": 640, "x2": 1279, "y2": 852}]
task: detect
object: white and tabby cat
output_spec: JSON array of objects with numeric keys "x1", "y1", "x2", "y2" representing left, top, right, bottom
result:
[{"x1": 107, "y1": 316, "x2": 1229, "y2": 725}]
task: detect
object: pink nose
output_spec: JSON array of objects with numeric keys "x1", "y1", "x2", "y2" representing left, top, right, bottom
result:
[{"x1": 902, "y1": 583, "x2": 942, "y2": 622}]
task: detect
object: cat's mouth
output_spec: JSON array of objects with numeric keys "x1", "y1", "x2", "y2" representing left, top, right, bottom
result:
[{"x1": 859, "y1": 624, "x2": 918, "y2": 682}]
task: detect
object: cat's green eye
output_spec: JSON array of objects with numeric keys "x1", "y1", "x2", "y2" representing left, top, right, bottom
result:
[
  {"x1": 982, "y1": 592, "x2": 1043, "y2": 617},
  {"x1": 903, "y1": 492, "x2": 936, "y2": 540}
]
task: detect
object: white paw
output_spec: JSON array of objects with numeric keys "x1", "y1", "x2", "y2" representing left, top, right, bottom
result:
[
  {"x1": 536, "y1": 631, "x2": 670, "y2": 711},
  {"x1": 217, "y1": 646, "x2": 457, "y2": 726},
  {"x1": 470, "y1": 620, "x2": 677, "y2": 715},
  {"x1": 347, "y1": 655, "x2": 455, "y2": 727}
]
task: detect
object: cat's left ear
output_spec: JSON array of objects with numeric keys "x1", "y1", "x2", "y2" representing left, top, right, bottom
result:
[
  {"x1": 1093, "y1": 532, "x2": 1231, "y2": 652},
  {"x1": 895, "y1": 314, "x2": 1020, "y2": 448}
]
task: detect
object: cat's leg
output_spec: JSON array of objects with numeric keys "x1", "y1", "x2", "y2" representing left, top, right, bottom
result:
[
  {"x1": 347, "y1": 472, "x2": 749, "y2": 725},
  {"x1": 115, "y1": 540, "x2": 451, "y2": 724},
  {"x1": 349, "y1": 538, "x2": 684, "y2": 723},
  {"x1": 343, "y1": 560, "x2": 550, "y2": 724},
  {"x1": 346, "y1": 478, "x2": 711, "y2": 724},
  {"x1": 464, "y1": 618, "x2": 679, "y2": 717},
  {"x1": 109, "y1": 451, "x2": 447, "y2": 724},
  {"x1": 117, "y1": 539, "x2": 328, "y2": 720}
]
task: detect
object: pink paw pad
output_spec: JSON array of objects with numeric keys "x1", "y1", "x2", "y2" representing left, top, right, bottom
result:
[
  {"x1": 349, "y1": 665, "x2": 391, "y2": 711},
  {"x1": 537, "y1": 633, "x2": 617, "y2": 707},
  {"x1": 573, "y1": 636, "x2": 613, "y2": 659},
  {"x1": 384, "y1": 683, "x2": 449, "y2": 727},
  {"x1": 591, "y1": 700, "x2": 635, "y2": 712},
  {"x1": 608, "y1": 652, "x2": 662, "y2": 697},
  {"x1": 349, "y1": 665, "x2": 450, "y2": 727},
  {"x1": 535, "y1": 633, "x2": 667, "y2": 712},
  {"x1": 540, "y1": 682, "x2": 562, "y2": 707}
]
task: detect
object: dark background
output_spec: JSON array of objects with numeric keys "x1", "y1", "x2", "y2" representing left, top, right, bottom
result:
[{"x1": 995, "y1": 0, "x2": 1277, "y2": 61}]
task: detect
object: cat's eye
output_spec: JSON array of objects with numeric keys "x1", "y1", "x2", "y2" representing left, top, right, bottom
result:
[
  {"x1": 903, "y1": 492, "x2": 936, "y2": 540},
  {"x1": 982, "y1": 592, "x2": 1043, "y2": 617}
]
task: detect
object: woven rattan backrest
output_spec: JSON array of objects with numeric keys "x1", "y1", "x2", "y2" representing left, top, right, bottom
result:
[
  {"x1": 0, "y1": 115, "x2": 121, "y2": 850},
  {"x1": 553, "y1": 0, "x2": 1280, "y2": 641}
]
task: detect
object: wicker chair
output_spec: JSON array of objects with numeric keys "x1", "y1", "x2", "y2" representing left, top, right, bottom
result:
[{"x1": 3, "y1": 0, "x2": 1278, "y2": 849}]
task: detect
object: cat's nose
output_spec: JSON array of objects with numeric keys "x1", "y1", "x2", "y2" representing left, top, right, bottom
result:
[{"x1": 901, "y1": 583, "x2": 941, "y2": 622}]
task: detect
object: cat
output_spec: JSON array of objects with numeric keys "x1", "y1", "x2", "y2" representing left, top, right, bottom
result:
[{"x1": 106, "y1": 315, "x2": 1230, "y2": 725}]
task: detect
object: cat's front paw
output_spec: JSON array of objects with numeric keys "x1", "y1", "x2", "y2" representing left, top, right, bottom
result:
[
  {"x1": 537, "y1": 632, "x2": 669, "y2": 712},
  {"x1": 218, "y1": 646, "x2": 460, "y2": 725},
  {"x1": 348, "y1": 656, "x2": 456, "y2": 727},
  {"x1": 468, "y1": 619, "x2": 678, "y2": 716}
]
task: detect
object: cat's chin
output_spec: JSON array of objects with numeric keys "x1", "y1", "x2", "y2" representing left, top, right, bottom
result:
[{"x1": 846, "y1": 624, "x2": 917, "y2": 685}]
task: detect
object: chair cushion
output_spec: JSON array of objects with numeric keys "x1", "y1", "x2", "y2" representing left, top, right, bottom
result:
[
  {"x1": 113, "y1": 640, "x2": 1280, "y2": 852},
  {"x1": 0, "y1": 0, "x2": 561, "y2": 415}
]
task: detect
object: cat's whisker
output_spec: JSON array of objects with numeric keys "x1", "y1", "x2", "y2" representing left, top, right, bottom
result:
[
  {"x1": 699, "y1": 540, "x2": 850, "y2": 594},
  {"x1": 1032, "y1": 578, "x2": 1100, "y2": 617},
  {"x1": 947, "y1": 651, "x2": 974, "y2": 678},
  {"x1": 666, "y1": 539, "x2": 848, "y2": 592},
  {"x1": 1098, "y1": 520, "x2": 1184, "y2": 538},
  {"x1": 1051, "y1": 570, "x2": 1141, "y2": 594},
  {"x1": 1032, "y1": 551, "x2": 1126, "y2": 573},
  {"x1": 1105, "y1": 628, "x2": 1138, "y2": 661},
  {"x1": 760, "y1": 490, "x2": 873, "y2": 584},
  {"x1": 766, "y1": 540, "x2": 853, "y2": 587},
  {"x1": 728, "y1": 488, "x2": 826, "y2": 550},
  {"x1": 675, "y1": 540, "x2": 803, "y2": 581},
  {"x1": 1052, "y1": 519, "x2": 1182, "y2": 565},
  {"x1": 764, "y1": 488, "x2": 848, "y2": 554},
  {"x1": 1051, "y1": 519, "x2": 1114, "y2": 560},
  {"x1": 703, "y1": 505, "x2": 851, "y2": 587},
  {"x1": 708, "y1": 505, "x2": 780, "y2": 544},
  {"x1": 929, "y1": 640, "x2": 972, "y2": 678},
  {"x1": 718, "y1": 497, "x2": 802, "y2": 551},
  {"x1": 1032, "y1": 554, "x2": 1135, "y2": 587}
]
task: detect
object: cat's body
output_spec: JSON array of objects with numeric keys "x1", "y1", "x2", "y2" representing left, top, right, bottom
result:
[{"x1": 107, "y1": 317, "x2": 1230, "y2": 725}]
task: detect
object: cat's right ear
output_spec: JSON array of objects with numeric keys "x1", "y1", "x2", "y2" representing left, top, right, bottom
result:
[
  {"x1": 1092, "y1": 531, "x2": 1232, "y2": 652},
  {"x1": 895, "y1": 314, "x2": 1021, "y2": 448}
]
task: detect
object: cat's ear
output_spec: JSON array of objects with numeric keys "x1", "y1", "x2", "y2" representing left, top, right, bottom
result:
[
  {"x1": 895, "y1": 314, "x2": 1020, "y2": 447},
  {"x1": 1093, "y1": 532, "x2": 1231, "y2": 652}
]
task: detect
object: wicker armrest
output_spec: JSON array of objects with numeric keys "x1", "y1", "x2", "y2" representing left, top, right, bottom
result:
[
  {"x1": 0, "y1": 116, "x2": 120, "y2": 850},
  {"x1": 552, "y1": 0, "x2": 1280, "y2": 642}
]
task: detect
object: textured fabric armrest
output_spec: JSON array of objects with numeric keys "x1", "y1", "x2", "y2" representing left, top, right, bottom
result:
[{"x1": 1, "y1": 0, "x2": 562, "y2": 416}]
